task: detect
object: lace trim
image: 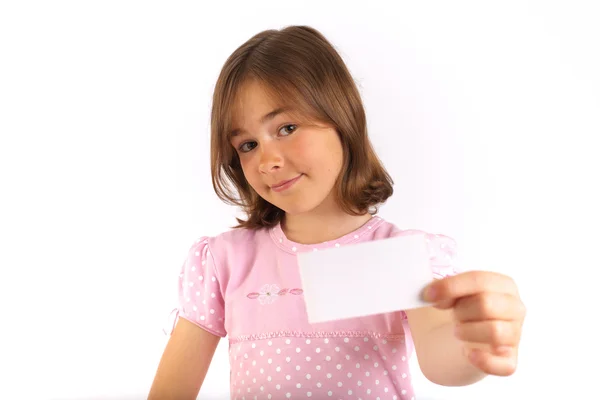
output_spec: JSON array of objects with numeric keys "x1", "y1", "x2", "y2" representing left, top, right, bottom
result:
[{"x1": 229, "y1": 330, "x2": 406, "y2": 344}]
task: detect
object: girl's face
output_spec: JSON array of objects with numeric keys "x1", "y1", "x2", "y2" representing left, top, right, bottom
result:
[{"x1": 230, "y1": 80, "x2": 344, "y2": 217}]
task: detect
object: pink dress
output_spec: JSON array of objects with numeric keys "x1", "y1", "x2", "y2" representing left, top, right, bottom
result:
[{"x1": 168, "y1": 216, "x2": 459, "y2": 400}]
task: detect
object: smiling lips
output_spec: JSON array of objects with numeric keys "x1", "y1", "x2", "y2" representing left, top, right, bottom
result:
[{"x1": 271, "y1": 174, "x2": 303, "y2": 192}]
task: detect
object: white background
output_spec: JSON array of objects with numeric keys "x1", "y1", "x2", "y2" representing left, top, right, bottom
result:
[{"x1": 1, "y1": 1, "x2": 599, "y2": 399}]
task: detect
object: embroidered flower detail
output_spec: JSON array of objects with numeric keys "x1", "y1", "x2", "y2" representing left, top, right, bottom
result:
[
  {"x1": 247, "y1": 284, "x2": 304, "y2": 304},
  {"x1": 259, "y1": 284, "x2": 280, "y2": 304}
]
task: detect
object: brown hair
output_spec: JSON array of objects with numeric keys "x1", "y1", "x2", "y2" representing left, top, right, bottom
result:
[{"x1": 210, "y1": 25, "x2": 393, "y2": 229}]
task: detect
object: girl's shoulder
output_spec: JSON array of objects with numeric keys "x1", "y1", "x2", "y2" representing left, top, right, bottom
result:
[
  {"x1": 212, "y1": 225, "x2": 269, "y2": 250},
  {"x1": 376, "y1": 218, "x2": 460, "y2": 276},
  {"x1": 374, "y1": 218, "x2": 457, "y2": 244},
  {"x1": 184, "y1": 225, "x2": 270, "y2": 262}
]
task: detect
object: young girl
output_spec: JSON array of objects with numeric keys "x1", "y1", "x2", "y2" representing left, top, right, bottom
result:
[{"x1": 148, "y1": 25, "x2": 526, "y2": 400}]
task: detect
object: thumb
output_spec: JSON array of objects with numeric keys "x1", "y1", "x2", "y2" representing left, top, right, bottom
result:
[{"x1": 432, "y1": 298, "x2": 456, "y2": 310}]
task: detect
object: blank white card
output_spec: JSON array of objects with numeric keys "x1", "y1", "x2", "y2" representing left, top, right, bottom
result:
[{"x1": 297, "y1": 233, "x2": 433, "y2": 324}]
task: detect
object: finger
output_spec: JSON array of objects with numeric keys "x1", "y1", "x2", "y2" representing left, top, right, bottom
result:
[
  {"x1": 455, "y1": 320, "x2": 522, "y2": 347},
  {"x1": 431, "y1": 298, "x2": 457, "y2": 310},
  {"x1": 423, "y1": 271, "x2": 519, "y2": 303},
  {"x1": 452, "y1": 292, "x2": 527, "y2": 322},
  {"x1": 467, "y1": 347, "x2": 518, "y2": 376}
]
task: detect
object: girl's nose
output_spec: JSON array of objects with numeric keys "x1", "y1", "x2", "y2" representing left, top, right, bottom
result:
[{"x1": 258, "y1": 142, "x2": 284, "y2": 173}]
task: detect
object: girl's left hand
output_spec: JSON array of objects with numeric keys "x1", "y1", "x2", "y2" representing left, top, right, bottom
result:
[{"x1": 423, "y1": 271, "x2": 526, "y2": 376}]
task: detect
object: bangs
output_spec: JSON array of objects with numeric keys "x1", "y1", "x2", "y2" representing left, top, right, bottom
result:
[
  {"x1": 223, "y1": 75, "x2": 332, "y2": 142},
  {"x1": 256, "y1": 77, "x2": 328, "y2": 125}
]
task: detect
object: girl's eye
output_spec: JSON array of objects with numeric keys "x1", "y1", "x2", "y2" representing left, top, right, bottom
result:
[
  {"x1": 237, "y1": 125, "x2": 296, "y2": 153},
  {"x1": 279, "y1": 124, "x2": 297, "y2": 136},
  {"x1": 239, "y1": 141, "x2": 257, "y2": 153}
]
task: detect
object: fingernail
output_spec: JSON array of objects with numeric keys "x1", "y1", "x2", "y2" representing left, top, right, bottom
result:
[
  {"x1": 495, "y1": 346, "x2": 512, "y2": 356},
  {"x1": 423, "y1": 286, "x2": 437, "y2": 302},
  {"x1": 468, "y1": 348, "x2": 480, "y2": 363},
  {"x1": 454, "y1": 324, "x2": 462, "y2": 338}
]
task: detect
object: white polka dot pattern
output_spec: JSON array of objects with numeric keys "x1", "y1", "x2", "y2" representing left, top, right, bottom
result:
[
  {"x1": 392, "y1": 230, "x2": 459, "y2": 279},
  {"x1": 166, "y1": 218, "x2": 460, "y2": 400},
  {"x1": 177, "y1": 237, "x2": 226, "y2": 337},
  {"x1": 229, "y1": 335, "x2": 414, "y2": 400}
]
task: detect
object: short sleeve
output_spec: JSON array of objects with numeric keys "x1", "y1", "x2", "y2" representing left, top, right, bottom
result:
[
  {"x1": 424, "y1": 232, "x2": 460, "y2": 279},
  {"x1": 175, "y1": 237, "x2": 226, "y2": 337},
  {"x1": 391, "y1": 229, "x2": 460, "y2": 280},
  {"x1": 397, "y1": 230, "x2": 461, "y2": 346}
]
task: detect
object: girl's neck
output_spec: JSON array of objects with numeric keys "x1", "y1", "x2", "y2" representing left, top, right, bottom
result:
[{"x1": 281, "y1": 210, "x2": 373, "y2": 245}]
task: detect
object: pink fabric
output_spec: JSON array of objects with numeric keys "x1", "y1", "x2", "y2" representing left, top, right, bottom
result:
[{"x1": 171, "y1": 216, "x2": 459, "y2": 400}]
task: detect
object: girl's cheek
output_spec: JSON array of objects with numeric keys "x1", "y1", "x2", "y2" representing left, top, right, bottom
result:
[
  {"x1": 291, "y1": 134, "x2": 314, "y2": 158},
  {"x1": 239, "y1": 158, "x2": 254, "y2": 176}
]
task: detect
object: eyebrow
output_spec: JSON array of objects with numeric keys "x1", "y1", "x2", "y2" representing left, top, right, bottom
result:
[{"x1": 230, "y1": 107, "x2": 288, "y2": 138}]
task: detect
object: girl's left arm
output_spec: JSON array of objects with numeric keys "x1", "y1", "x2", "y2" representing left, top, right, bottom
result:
[{"x1": 404, "y1": 270, "x2": 526, "y2": 387}]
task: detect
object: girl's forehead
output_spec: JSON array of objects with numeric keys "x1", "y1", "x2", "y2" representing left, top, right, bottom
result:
[
  {"x1": 227, "y1": 79, "x2": 325, "y2": 133},
  {"x1": 230, "y1": 84, "x2": 287, "y2": 127},
  {"x1": 233, "y1": 82, "x2": 279, "y2": 113}
]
